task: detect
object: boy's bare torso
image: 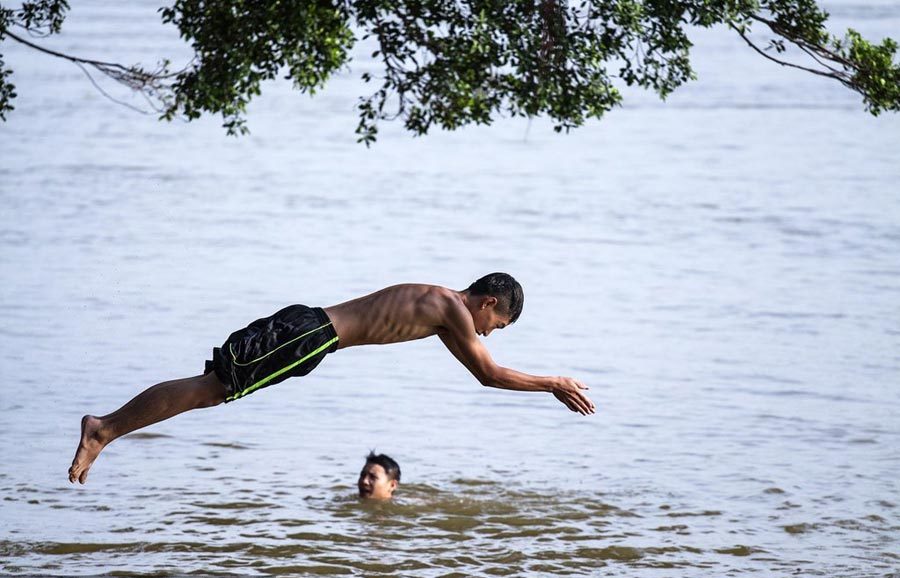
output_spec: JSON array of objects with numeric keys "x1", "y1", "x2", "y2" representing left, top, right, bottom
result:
[{"x1": 325, "y1": 284, "x2": 463, "y2": 348}]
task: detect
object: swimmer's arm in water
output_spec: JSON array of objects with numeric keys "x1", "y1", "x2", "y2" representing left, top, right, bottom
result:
[{"x1": 437, "y1": 303, "x2": 595, "y2": 415}]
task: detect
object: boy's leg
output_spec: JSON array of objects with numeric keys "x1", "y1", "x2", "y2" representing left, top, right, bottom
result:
[{"x1": 68, "y1": 371, "x2": 227, "y2": 484}]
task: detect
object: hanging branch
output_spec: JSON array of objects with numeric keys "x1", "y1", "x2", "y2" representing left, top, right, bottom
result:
[
  {"x1": 4, "y1": 29, "x2": 184, "y2": 112},
  {"x1": 729, "y1": 23, "x2": 852, "y2": 87}
]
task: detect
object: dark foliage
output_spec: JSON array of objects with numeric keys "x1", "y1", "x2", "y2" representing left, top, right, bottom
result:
[{"x1": 2, "y1": 0, "x2": 898, "y2": 143}]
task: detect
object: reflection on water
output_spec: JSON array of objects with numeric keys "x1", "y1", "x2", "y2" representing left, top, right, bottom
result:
[{"x1": 2, "y1": 0, "x2": 900, "y2": 576}]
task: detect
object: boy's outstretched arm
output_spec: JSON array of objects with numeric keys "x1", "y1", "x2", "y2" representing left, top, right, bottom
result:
[{"x1": 437, "y1": 304, "x2": 595, "y2": 415}]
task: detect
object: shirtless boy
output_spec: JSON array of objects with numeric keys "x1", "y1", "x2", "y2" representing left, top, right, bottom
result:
[{"x1": 68, "y1": 273, "x2": 595, "y2": 484}]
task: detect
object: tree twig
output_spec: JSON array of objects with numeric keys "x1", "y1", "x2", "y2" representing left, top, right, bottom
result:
[
  {"x1": 74, "y1": 62, "x2": 151, "y2": 114},
  {"x1": 729, "y1": 23, "x2": 848, "y2": 85},
  {"x1": 5, "y1": 29, "x2": 140, "y2": 74}
]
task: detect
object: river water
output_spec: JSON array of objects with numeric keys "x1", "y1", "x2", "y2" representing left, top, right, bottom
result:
[{"x1": 1, "y1": 1, "x2": 899, "y2": 576}]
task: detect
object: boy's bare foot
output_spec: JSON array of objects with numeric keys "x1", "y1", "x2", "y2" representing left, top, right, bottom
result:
[{"x1": 68, "y1": 415, "x2": 106, "y2": 484}]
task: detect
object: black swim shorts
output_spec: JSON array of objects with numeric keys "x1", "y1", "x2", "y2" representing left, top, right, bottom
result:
[{"x1": 205, "y1": 305, "x2": 339, "y2": 402}]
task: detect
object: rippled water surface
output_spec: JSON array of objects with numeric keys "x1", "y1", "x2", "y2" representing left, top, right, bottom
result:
[{"x1": 1, "y1": 1, "x2": 899, "y2": 576}]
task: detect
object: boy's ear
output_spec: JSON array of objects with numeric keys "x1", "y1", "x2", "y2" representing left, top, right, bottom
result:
[{"x1": 481, "y1": 296, "x2": 498, "y2": 310}]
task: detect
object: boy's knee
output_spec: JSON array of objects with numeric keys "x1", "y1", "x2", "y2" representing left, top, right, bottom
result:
[{"x1": 196, "y1": 373, "x2": 227, "y2": 408}]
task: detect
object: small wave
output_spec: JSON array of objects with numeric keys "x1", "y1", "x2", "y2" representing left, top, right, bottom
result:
[
  {"x1": 201, "y1": 442, "x2": 253, "y2": 450},
  {"x1": 715, "y1": 545, "x2": 766, "y2": 556},
  {"x1": 190, "y1": 500, "x2": 275, "y2": 510},
  {"x1": 734, "y1": 386, "x2": 871, "y2": 404},
  {"x1": 123, "y1": 432, "x2": 173, "y2": 440},
  {"x1": 665, "y1": 510, "x2": 722, "y2": 518}
]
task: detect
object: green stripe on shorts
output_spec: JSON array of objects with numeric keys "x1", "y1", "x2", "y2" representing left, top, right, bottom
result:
[{"x1": 226, "y1": 336, "x2": 339, "y2": 402}]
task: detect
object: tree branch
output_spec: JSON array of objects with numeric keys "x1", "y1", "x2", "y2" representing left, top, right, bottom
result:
[
  {"x1": 5, "y1": 29, "x2": 138, "y2": 74},
  {"x1": 729, "y1": 23, "x2": 852, "y2": 89},
  {"x1": 73, "y1": 61, "x2": 151, "y2": 114},
  {"x1": 748, "y1": 14, "x2": 855, "y2": 69}
]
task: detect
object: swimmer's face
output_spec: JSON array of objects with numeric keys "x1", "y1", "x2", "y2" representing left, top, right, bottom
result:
[
  {"x1": 358, "y1": 463, "x2": 397, "y2": 500},
  {"x1": 472, "y1": 297, "x2": 511, "y2": 338}
]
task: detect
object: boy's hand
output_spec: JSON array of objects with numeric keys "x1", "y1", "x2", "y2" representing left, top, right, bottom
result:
[{"x1": 552, "y1": 377, "x2": 595, "y2": 415}]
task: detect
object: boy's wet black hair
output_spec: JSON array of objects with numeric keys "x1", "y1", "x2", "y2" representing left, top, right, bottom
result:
[
  {"x1": 467, "y1": 272, "x2": 524, "y2": 324},
  {"x1": 366, "y1": 451, "x2": 401, "y2": 482}
]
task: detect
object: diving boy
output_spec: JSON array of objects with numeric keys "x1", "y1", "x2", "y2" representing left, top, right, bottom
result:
[{"x1": 68, "y1": 273, "x2": 595, "y2": 484}]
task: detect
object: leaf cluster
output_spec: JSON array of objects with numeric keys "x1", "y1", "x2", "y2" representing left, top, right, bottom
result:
[
  {"x1": 734, "y1": 0, "x2": 900, "y2": 115},
  {"x1": 2, "y1": 0, "x2": 898, "y2": 141},
  {"x1": 838, "y1": 30, "x2": 900, "y2": 115},
  {"x1": 1, "y1": 0, "x2": 69, "y2": 120},
  {"x1": 159, "y1": 0, "x2": 355, "y2": 134}
]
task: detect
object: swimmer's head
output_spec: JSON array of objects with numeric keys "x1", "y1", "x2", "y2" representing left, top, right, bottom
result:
[
  {"x1": 465, "y1": 272, "x2": 524, "y2": 337},
  {"x1": 358, "y1": 451, "x2": 400, "y2": 500}
]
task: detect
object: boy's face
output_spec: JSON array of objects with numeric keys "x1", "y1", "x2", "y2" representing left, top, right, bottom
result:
[
  {"x1": 358, "y1": 463, "x2": 397, "y2": 500},
  {"x1": 471, "y1": 297, "x2": 512, "y2": 338}
]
